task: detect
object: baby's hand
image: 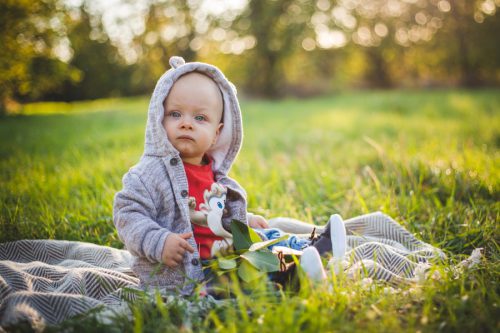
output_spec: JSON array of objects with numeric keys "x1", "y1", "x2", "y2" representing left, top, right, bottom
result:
[
  {"x1": 161, "y1": 232, "x2": 195, "y2": 268},
  {"x1": 248, "y1": 214, "x2": 269, "y2": 229}
]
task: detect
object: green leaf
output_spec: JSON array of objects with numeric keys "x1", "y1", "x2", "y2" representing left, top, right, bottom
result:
[
  {"x1": 248, "y1": 226, "x2": 264, "y2": 243},
  {"x1": 217, "y1": 257, "x2": 237, "y2": 270},
  {"x1": 248, "y1": 234, "x2": 289, "y2": 252},
  {"x1": 241, "y1": 250, "x2": 280, "y2": 272},
  {"x1": 231, "y1": 219, "x2": 260, "y2": 251},
  {"x1": 237, "y1": 259, "x2": 265, "y2": 283}
]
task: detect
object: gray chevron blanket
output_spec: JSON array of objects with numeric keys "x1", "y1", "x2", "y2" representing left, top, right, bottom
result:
[{"x1": 0, "y1": 212, "x2": 447, "y2": 329}]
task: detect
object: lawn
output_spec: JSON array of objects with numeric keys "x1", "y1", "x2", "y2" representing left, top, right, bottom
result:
[{"x1": 1, "y1": 89, "x2": 499, "y2": 332}]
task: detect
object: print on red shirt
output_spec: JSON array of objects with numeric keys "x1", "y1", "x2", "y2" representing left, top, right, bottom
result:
[{"x1": 184, "y1": 159, "x2": 232, "y2": 259}]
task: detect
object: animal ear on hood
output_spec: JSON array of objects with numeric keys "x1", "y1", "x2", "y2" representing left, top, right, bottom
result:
[{"x1": 169, "y1": 56, "x2": 185, "y2": 69}]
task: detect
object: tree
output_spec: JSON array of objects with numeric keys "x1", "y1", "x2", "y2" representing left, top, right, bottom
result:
[
  {"x1": 324, "y1": 0, "x2": 500, "y2": 87},
  {"x1": 438, "y1": 0, "x2": 500, "y2": 86},
  {"x1": 48, "y1": 6, "x2": 134, "y2": 101},
  {"x1": 229, "y1": 0, "x2": 317, "y2": 97},
  {"x1": 331, "y1": 0, "x2": 445, "y2": 88},
  {"x1": 128, "y1": 0, "x2": 201, "y2": 94},
  {"x1": 0, "y1": 0, "x2": 73, "y2": 113}
]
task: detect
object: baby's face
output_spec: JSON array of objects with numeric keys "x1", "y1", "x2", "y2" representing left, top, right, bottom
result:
[{"x1": 162, "y1": 72, "x2": 223, "y2": 165}]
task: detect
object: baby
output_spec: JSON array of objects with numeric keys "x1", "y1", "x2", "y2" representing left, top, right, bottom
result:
[{"x1": 113, "y1": 56, "x2": 337, "y2": 294}]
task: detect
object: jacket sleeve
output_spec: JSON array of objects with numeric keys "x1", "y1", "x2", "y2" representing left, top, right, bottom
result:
[{"x1": 113, "y1": 171, "x2": 171, "y2": 263}]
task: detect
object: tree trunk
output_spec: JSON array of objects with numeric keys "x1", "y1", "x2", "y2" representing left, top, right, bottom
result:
[
  {"x1": 453, "y1": 0, "x2": 480, "y2": 87},
  {"x1": 365, "y1": 47, "x2": 392, "y2": 88}
]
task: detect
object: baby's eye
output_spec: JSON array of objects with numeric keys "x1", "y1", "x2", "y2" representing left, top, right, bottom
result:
[
  {"x1": 168, "y1": 111, "x2": 181, "y2": 118},
  {"x1": 194, "y1": 115, "x2": 206, "y2": 121}
]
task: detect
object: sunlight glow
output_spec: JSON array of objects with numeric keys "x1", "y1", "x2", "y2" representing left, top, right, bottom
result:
[
  {"x1": 481, "y1": 0, "x2": 497, "y2": 15},
  {"x1": 52, "y1": 37, "x2": 73, "y2": 62},
  {"x1": 437, "y1": 0, "x2": 451, "y2": 12},
  {"x1": 302, "y1": 37, "x2": 316, "y2": 51},
  {"x1": 374, "y1": 23, "x2": 388, "y2": 37},
  {"x1": 316, "y1": 28, "x2": 347, "y2": 49}
]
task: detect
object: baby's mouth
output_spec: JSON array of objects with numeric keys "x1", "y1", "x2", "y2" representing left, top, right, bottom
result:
[{"x1": 177, "y1": 135, "x2": 195, "y2": 141}]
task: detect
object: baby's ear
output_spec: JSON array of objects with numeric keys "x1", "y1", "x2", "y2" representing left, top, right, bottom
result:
[{"x1": 213, "y1": 122, "x2": 223, "y2": 144}]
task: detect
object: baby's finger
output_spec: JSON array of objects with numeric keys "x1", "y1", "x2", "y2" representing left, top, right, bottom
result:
[
  {"x1": 174, "y1": 254, "x2": 183, "y2": 263},
  {"x1": 166, "y1": 259, "x2": 178, "y2": 268},
  {"x1": 181, "y1": 240, "x2": 195, "y2": 253},
  {"x1": 179, "y1": 232, "x2": 193, "y2": 240}
]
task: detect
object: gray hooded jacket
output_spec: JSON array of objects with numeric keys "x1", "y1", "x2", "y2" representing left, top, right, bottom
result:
[{"x1": 113, "y1": 56, "x2": 248, "y2": 295}]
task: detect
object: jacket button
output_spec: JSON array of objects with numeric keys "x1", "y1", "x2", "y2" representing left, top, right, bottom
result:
[
  {"x1": 191, "y1": 258, "x2": 199, "y2": 265},
  {"x1": 181, "y1": 190, "x2": 188, "y2": 198},
  {"x1": 170, "y1": 158, "x2": 178, "y2": 166}
]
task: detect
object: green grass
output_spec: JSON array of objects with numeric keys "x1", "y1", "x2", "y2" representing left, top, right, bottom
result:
[{"x1": 1, "y1": 89, "x2": 499, "y2": 332}]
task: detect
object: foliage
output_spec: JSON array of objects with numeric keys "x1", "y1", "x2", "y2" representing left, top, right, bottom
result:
[
  {"x1": 427, "y1": 0, "x2": 500, "y2": 86},
  {"x1": 203, "y1": 220, "x2": 284, "y2": 283},
  {"x1": 225, "y1": 0, "x2": 317, "y2": 97},
  {"x1": 3, "y1": 1, "x2": 500, "y2": 108},
  {"x1": 49, "y1": 7, "x2": 134, "y2": 101},
  {"x1": 0, "y1": 0, "x2": 75, "y2": 113}
]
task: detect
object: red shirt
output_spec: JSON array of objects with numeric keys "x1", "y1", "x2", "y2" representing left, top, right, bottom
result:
[{"x1": 183, "y1": 159, "x2": 224, "y2": 259}]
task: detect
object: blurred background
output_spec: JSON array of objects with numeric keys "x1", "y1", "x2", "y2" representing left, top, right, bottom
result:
[{"x1": 1, "y1": 0, "x2": 499, "y2": 113}]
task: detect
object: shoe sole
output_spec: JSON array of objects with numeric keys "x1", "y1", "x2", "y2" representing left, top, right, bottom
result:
[{"x1": 329, "y1": 214, "x2": 347, "y2": 259}]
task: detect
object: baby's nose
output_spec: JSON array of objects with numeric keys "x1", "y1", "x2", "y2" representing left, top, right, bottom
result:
[{"x1": 180, "y1": 117, "x2": 194, "y2": 128}]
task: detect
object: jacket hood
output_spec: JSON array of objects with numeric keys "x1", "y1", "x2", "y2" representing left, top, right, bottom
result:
[{"x1": 144, "y1": 56, "x2": 243, "y2": 175}]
